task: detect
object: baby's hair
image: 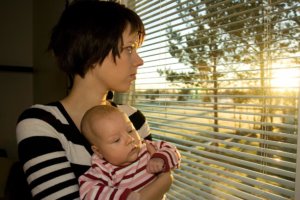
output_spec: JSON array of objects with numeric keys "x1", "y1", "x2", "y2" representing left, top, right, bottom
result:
[{"x1": 81, "y1": 105, "x2": 121, "y2": 144}]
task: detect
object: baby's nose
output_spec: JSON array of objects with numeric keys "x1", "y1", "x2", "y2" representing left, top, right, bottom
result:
[{"x1": 127, "y1": 135, "x2": 134, "y2": 145}]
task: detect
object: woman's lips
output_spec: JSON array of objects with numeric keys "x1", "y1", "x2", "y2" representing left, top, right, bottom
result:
[{"x1": 130, "y1": 74, "x2": 136, "y2": 80}]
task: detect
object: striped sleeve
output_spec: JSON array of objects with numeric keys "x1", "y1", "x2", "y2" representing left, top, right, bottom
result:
[
  {"x1": 16, "y1": 107, "x2": 80, "y2": 200},
  {"x1": 150, "y1": 141, "x2": 181, "y2": 172}
]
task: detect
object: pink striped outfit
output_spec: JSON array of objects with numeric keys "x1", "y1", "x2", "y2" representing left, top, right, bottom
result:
[{"x1": 79, "y1": 140, "x2": 181, "y2": 200}]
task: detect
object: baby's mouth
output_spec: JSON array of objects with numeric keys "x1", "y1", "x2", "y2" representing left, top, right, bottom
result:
[{"x1": 130, "y1": 145, "x2": 139, "y2": 153}]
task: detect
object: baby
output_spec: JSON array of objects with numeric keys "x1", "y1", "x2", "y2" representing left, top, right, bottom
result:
[{"x1": 79, "y1": 105, "x2": 181, "y2": 200}]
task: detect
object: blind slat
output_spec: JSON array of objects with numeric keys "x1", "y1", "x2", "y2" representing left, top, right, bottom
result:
[{"x1": 126, "y1": 0, "x2": 300, "y2": 199}]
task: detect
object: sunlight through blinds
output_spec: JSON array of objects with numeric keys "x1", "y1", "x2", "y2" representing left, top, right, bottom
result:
[{"x1": 115, "y1": 0, "x2": 300, "y2": 199}]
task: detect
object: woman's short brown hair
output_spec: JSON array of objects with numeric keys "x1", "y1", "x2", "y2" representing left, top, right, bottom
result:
[{"x1": 48, "y1": 0, "x2": 145, "y2": 78}]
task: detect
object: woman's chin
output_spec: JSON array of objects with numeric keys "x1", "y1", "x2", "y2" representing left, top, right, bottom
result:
[{"x1": 113, "y1": 87, "x2": 130, "y2": 93}]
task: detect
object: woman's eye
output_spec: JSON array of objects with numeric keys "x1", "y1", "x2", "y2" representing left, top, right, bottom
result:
[
  {"x1": 126, "y1": 46, "x2": 133, "y2": 54},
  {"x1": 122, "y1": 43, "x2": 138, "y2": 55}
]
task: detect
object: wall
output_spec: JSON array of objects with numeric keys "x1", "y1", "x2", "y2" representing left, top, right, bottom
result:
[
  {"x1": 0, "y1": 71, "x2": 33, "y2": 160},
  {"x1": 33, "y1": 0, "x2": 67, "y2": 104},
  {"x1": 0, "y1": 0, "x2": 67, "y2": 160},
  {"x1": 0, "y1": 1, "x2": 33, "y2": 66},
  {"x1": 0, "y1": 0, "x2": 33, "y2": 160}
]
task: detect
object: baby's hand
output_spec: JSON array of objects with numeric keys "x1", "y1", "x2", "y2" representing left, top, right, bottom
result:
[
  {"x1": 127, "y1": 191, "x2": 141, "y2": 200},
  {"x1": 147, "y1": 157, "x2": 164, "y2": 173}
]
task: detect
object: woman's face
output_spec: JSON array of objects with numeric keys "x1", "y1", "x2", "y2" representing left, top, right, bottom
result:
[{"x1": 94, "y1": 25, "x2": 144, "y2": 92}]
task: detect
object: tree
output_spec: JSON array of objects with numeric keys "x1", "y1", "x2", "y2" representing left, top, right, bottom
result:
[{"x1": 159, "y1": 0, "x2": 300, "y2": 133}]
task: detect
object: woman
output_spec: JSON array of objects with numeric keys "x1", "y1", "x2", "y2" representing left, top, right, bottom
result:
[{"x1": 16, "y1": 1, "x2": 172, "y2": 199}]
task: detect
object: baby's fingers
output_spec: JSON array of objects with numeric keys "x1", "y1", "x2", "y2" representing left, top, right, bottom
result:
[
  {"x1": 147, "y1": 158, "x2": 164, "y2": 173},
  {"x1": 145, "y1": 140, "x2": 156, "y2": 156}
]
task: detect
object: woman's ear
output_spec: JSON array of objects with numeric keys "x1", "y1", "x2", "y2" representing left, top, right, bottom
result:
[{"x1": 91, "y1": 145, "x2": 103, "y2": 158}]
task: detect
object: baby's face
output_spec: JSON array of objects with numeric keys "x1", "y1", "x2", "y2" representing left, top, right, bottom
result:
[{"x1": 93, "y1": 111, "x2": 142, "y2": 166}]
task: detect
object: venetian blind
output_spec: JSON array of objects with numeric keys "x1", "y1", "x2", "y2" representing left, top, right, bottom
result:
[{"x1": 118, "y1": 0, "x2": 300, "y2": 199}]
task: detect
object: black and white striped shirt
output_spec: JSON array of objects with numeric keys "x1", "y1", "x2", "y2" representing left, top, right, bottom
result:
[{"x1": 16, "y1": 101, "x2": 151, "y2": 200}]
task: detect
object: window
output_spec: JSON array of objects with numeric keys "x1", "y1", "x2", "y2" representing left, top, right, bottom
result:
[{"x1": 118, "y1": 1, "x2": 300, "y2": 199}]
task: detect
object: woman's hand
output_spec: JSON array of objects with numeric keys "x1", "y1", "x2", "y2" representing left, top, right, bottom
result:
[
  {"x1": 127, "y1": 191, "x2": 141, "y2": 200},
  {"x1": 138, "y1": 171, "x2": 173, "y2": 200}
]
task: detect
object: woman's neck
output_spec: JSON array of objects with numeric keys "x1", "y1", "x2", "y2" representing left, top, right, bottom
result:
[{"x1": 60, "y1": 75, "x2": 109, "y2": 129}]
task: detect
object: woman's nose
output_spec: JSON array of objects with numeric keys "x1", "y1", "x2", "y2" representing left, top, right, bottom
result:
[{"x1": 134, "y1": 53, "x2": 144, "y2": 68}]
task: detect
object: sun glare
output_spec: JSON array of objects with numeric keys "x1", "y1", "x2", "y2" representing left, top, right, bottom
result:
[{"x1": 271, "y1": 67, "x2": 300, "y2": 91}]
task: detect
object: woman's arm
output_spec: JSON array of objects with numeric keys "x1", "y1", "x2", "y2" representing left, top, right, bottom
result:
[
  {"x1": 16, "y1": 106, "x2": 87, "y2": 199},
  {"x1": 138, "y1": 171, "x2": 173, "y2": 200}
]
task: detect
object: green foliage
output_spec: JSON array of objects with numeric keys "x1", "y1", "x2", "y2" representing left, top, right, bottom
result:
[{"x1": 144, "y1": 89, "x2": 160, "y2": 100}]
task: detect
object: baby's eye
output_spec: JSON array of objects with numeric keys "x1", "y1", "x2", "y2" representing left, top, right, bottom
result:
[
  {"x1": 128, "y1": 129, "x2": 133, "y2": 134},
  {"x1": 114, "y1": 138, "x2": 120, "y2": 143}
]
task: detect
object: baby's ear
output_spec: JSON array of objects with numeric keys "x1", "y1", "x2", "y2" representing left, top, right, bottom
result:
[{"x1": 91, "y1": 145, "x2": 103, "y2": 158}]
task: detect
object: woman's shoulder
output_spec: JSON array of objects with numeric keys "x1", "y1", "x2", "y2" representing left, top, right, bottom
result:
[
  {"x1": 17, "y1": 101, "x2": 68, "y2": 124},
  {"x1": 116, "y1": 104, "x2": 138, "y2": 115},
  {"x1": 116, "y1": 104, "x2": 146, "y2": 122},
  {"x1": 114, "y1": 103, "x2": 151, "y2": 139}
]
